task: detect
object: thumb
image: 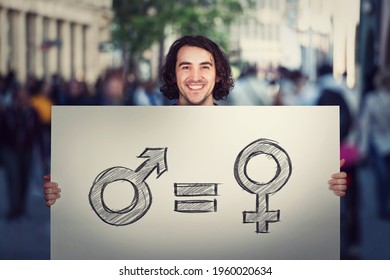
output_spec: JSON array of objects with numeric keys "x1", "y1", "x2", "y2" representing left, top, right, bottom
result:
[{"x1": 340, "y1": 159, "x2": 345, "y2": 168}]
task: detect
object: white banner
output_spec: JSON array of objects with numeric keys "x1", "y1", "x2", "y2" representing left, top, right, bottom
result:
[{"x1": 51, "y1": 106, "x2": 340, "y2": 259}]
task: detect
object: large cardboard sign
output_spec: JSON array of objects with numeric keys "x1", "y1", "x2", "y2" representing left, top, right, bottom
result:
[{"x1": 51, "y1": 106, "x2": 340, "y2": 260}]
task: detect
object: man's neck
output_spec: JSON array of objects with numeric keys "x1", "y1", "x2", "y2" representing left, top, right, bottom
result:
[{"x1": 177, "y1": 98, "x2": 214, "y2": 106}]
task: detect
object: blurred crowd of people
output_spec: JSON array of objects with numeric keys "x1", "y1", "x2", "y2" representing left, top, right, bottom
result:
[
  {"x1": 270, "y1": 64, "x2": 390, "y2": 259},
  {"x1": 0, "y1": 63, "x2": 390, "y2": 259},
  {"x1": 0, "y1": 68, "x2": 166, "y2": 222}
]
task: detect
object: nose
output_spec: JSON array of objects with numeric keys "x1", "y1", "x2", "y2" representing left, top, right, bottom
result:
[{"x1": 191, "y1": 67, "x2": 201, "y2": 81}]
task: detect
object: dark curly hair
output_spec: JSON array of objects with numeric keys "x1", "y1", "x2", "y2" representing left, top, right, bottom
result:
[{"x1": 160, "y1": 35, "x2": 234, "y2": 101}]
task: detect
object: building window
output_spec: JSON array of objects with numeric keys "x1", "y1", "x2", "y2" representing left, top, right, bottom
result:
[
  {"x1": 26, "y1": 13, "x2": 35, "y2": 75},
  {"x1": 70, "y1": 22, "x2": 75, "y2": 78},
  {"x1": 43, "y1": 17, "x2": 49, "y2": 78},
  {"x1": 57, "y1": 20, "x2": 61, "y2": 76},
  {"x1": 82, "y1": 25, "x2": 87, "y2": 79},
  {"x1": 7, "y1": 10, "x2": 14, "y2": 71}
]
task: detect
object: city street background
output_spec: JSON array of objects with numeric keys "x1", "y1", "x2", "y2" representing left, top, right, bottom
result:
[{"x1": 1, "y1": 0, "x2": 390, "y2": 260}]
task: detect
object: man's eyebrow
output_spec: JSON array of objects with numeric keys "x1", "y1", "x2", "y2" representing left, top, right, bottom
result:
[
  {"x1": 178, "y1": 61, "x2": 191, "y2": 67},
  {"x1": 177, "y1": 61, "x2": 214, "y2": 67}
]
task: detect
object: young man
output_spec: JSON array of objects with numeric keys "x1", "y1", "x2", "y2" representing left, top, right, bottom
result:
[
  {"x1": 160, "y1": 35, "x2": 234, "y2": 105},
  {"x1": 44, "y1": 35, "x2": 347, "y2": 205}
]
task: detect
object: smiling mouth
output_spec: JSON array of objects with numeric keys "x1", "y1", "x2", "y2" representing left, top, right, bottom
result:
[{"x1": 187, "y1": 84, "x2": 205, "y2": 90}]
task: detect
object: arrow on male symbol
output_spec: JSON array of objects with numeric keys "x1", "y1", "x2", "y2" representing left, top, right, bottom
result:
[{"x1": 88, "y1": 148, "x2": 168, "y2": 226}]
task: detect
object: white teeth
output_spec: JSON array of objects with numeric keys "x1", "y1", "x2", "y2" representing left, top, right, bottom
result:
[{"x1": 188, "y1": 85, "x2": 203, "y2": 90}]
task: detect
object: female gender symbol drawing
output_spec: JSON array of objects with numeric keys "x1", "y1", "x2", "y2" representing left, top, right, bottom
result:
[{"x1": 234, "y1": 138, "x2": 292, "y2": 233}]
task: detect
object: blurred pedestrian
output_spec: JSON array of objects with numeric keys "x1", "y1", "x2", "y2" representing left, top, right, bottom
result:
[
  {"x1": 359, "y1": 68, "x2": 390, "y2": 220},
  {"x1": 316, "y1": 63, "x2": 360, "y2": 259},
  {"x1": 63, "y1": 78, "x2": 92, "y2": 105},
  {"x1": 0, "y1": 70, "x2": 17, "y2": 109},
  {"x1": 133, "y1": 80, "x2": 163, "y2": 106},
  {"x1": 30, "y1": 78, "x2": 53, "y2": 174},
  {"x1": 93, "y1": 69, "x2": 126, "y2": 105},
  {"x1": 123, "y1": 73, "x2": 140, "y2": 105},
  {"x1": 0, "y1": 84, "x2": 44, "y2": 221},
  {"x1": 275, "y1": 69, "x2": 318, "y2": 106},
  {"x1": 316, "y1": 64, "x2": 354, "y2": 141}
]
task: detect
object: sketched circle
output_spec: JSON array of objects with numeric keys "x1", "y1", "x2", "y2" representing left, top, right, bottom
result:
[
  {"x1": 245, "y1": 153, "x2": 280, "y2": 185},
  {"x1": 89, "y1": 166, "x2": 152, "y2": 226},
  {"x1": 234, "y1": 138, "x2": 292, "y2": 195},
  {"x1": 101, "y1": 179, "x2": 138, "y2": 212}
]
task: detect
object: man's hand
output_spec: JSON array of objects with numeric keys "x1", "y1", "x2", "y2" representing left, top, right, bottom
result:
[
  {"x1": 328, "y1": 159, "x2": 348, "y2": 197},
  {"x1": 43, "y1": 175, "x2": 61, "y2": 207}
]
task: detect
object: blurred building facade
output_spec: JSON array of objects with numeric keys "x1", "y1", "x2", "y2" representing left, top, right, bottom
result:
[
  {"x1": 0, "y1": 0, "x2": 113, "y2": 84},
  {"x1": 297, "y1": 0, "x2": 360, "y2": 85},
  {"x1": 230, "y1": 0, "x2": 360, "y2": 86},
  {"x1": 230, "y1": 0, "x2": 290, "y2": 72}
]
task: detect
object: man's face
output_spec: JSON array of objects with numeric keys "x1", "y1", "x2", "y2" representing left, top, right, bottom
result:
[{"x1": 175, "y1": 45, "x2": 216, "y2": 106}]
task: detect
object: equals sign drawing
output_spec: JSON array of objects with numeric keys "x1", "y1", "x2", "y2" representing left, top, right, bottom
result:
[{"x1": 174, "y1": 183, "x2": 220, "y2": 213}]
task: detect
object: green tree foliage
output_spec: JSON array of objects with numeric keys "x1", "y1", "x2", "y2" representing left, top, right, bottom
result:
[{"x1": 112, "y1": 0, "x2": 254, "y2": 75}]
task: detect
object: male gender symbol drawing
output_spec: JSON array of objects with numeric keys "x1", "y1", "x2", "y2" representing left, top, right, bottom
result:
[
  {"x1": 234, "y1": 138, "x2": 292, "y2": 233},
  {"x1": 89, "y1": 148, "x2": 168, "y2": 226}
]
